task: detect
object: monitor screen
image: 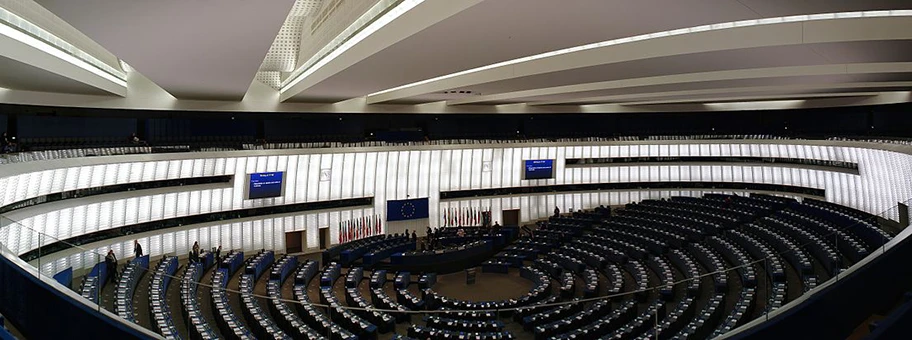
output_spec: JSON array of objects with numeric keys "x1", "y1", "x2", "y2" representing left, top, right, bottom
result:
[
  {"x1": 524, "y1": 159, "x2": 554, "y2": 180},
  {"x1": 248, "y1": 172, "x2": 284, "y2": 199}
]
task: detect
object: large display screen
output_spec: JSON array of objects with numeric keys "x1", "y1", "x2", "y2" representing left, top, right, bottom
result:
[
  {"x1": 524, "y1": 159, "x2": 554, "y2": 180},
  {"x1": 248, "y1": 172, "x2": 284, "y2": 199}
]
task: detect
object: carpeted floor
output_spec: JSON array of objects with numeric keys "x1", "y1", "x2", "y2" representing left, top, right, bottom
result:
[{"x1": 432, "y1": 268, "x2": 533, "y2": 301}]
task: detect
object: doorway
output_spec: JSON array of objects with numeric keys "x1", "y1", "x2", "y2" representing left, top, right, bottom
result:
[
  {"x1": 285, "y1": 231, "x2": 303, "y2": 254},
  {"x1": 319, "y1": 227, "x2": 330, "y2": 249},
  {"x1": 502, "y1": 209, "x2": 520, "y2": 227}
]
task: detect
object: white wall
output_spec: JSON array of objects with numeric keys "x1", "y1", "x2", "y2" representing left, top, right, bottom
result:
[{"x1": 2, "y1": 140, "x2": 911, "y2": 275}]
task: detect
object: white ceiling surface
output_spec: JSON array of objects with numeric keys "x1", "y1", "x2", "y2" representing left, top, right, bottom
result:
[
  {"x1": 289, "y1": 0, "x2": 912, "y2": 103},
  {"x1": 35, "y1": 0, "x2": 296, "y2": 101},
  {"x1": 431, "y1": 41, "x2": 912, "y2": 105},
  {"x1": 0, "y1": 0, "x2": 910, "y2": 112},
  {"x1": 0, "y1": 55, "x2": 110, "y2": 95}
]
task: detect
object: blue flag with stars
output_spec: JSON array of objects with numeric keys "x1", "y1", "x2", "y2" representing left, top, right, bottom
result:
[{"x1": 387, "y1": 198, "x2": 430, "y2": 221}]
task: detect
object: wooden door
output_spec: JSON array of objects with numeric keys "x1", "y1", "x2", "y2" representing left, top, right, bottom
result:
[{"x1": 502, "y1": 209, "x2": 520, "y2": 227}]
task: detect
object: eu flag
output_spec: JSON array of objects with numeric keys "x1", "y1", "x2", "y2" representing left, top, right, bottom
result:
[{"x1": 387, "y1": 198, "x2": 430, "y2": 221}]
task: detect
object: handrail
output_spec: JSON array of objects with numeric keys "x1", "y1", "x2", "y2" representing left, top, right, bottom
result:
[{"x1": 5, "y1": 134, "x2": 912, "y2": 165}]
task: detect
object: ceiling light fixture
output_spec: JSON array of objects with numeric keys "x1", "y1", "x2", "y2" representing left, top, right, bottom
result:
[
  {"x1": 0, "y1": 8, "x2": 127, "y2": 87},
  {"x1": 280, "y1": 0, "x2": 426, "y2": 94},
  {"x1": 703, "y1": 99, "x2": 806, "y2": 110},
  {"x1": 366, "y1": 9, "x2": 912, "y2": 99}
]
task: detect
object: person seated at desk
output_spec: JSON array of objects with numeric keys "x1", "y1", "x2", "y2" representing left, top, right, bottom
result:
[
  {"x1": 456, "y1": 228, "x2": 466, "y2": 237},
  {"x1": 1, "y1": 132, "x2": 16, "y2": 153},
  {"x1": 191, "y1": 241, "x2": 201, "y2": 263}
]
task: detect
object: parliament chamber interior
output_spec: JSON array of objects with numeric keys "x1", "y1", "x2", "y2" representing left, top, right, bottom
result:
[{"x1": 1, "y1": 1, "x2": 912, "y2": 340}]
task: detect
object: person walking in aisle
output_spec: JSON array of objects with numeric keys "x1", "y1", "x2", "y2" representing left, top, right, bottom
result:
[
  {"x1": 133, "y1": 240, "x2": 143, "y2": 258},
  {"x1": 105, "y1": 250, "x2": 118, "y2": 284}
]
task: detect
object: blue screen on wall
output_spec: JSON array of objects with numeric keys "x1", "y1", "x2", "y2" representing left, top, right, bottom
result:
[
  {"x1": 248, "y1": 172, "x2": 284, "y2": 199},
  {"x1": 524, "y1": 160, "x2": 554, "y2": 180}
]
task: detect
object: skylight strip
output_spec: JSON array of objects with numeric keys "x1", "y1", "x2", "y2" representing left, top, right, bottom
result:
[
  {"x1": 280, "y1": 0, "x2": 424, "y2": 93},
  {"x1": 0, "y1": 7, "x2": 126, "y2": 83},
  {"x1": 367, "y1": 9, "x2": 912, "y2": 99},
  {"x1": 0, "y1": 20, "x2": 127, "y2": 87}
]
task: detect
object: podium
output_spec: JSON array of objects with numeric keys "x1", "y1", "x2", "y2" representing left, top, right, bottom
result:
[{"x1": 465, "y1": 267, "x2": 477, "y2": 285}]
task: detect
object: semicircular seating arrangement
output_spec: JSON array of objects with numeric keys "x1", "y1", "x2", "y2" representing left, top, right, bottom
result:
[{"x1": 64, "y1": 192, "x2": 899, "y2": 339}]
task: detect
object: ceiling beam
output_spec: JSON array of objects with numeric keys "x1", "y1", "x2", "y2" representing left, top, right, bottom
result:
[
  {"x1": 366, "y1": 16, "x2": 912, "y2": 104},
  {"x1": 279, "y1": 0, "x2": 484, "y2": 102},
  {"x1": 623, "y1": 92, "x2": 881, "y2": 106},
  {"x1": 446, "y1": 62, "x2": 912, "y2": 105},
  {"x1": 577, "y1": 91, "x2": 912, "y2": 113},
  {"x1": 0, "y1": 21, "x2": 126, "y2": 96},
  {"x1": 528, "y1": 81, "x2": 912, "y2": 106}
]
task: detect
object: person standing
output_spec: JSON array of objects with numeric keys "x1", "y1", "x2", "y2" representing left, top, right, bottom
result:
[
  {"x1": 192, "y1": 241, "x2": 201, "y2": 263},
  {"x1": 553, "y1": 206, "x2": 560, "y2": 217},
  {"x1": 105, "y1": 250, "x2": 118, "y2": 284},
  {"x1": 411, "y1": 231, "x2": 418, "y2": 243},
  {"x1": 215, "y1": 245, "x2": 222, "y2": 261},
  {"x1": 133, "y1": 240, "x2": 143, "y2": 258}
]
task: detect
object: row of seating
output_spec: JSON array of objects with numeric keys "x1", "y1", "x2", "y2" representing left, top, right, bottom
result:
[
  {"x1": 265, "y1": 258, "x2": 324, "y2": 340},
  {"x1": 148, "y1": 256, "x2": 179, "y2": 338},
  {"x1": 339, "y1": 235, "x2": 411, "y2": 267},
  {"x1": 407, "y1": 324, "x2": 514, "y2": 340},
  {"x1": 115, "y1": 255, "x2": 149, "y2": 323},
  {"x1": 711, "y1": 287, "x2": 757, "y2": 337},
  {"x1": 239, "y1": 251, "x2": 288, "y2": 339},
  {"x1": 180, "y1": 261, "x2": 218, "y2": 340},
  {"x1": 544, "y1": 299, "x2": 636, "y2": 339},
  {"x1": 606, "y1": 301, "x2": 665, "y2": 339},
  {"x1": 369, "y1": 286, "x2": 411, "y2": 323},
  {"x1": 210, "y1": 252, "x2": 254, "y2": 339},
  {"x1": 291, "y1": 260, "x2": 356, "y2": 339},
  {"x1": 637, "y1": 297, "x2": 696, "y2": 340},
  {"x1": 318, "y1": 277, "x2": 378, "y2": 338},
  {"x1": 322, "y1": 235, "x2": 386, "y2": 266},
  {"x1": 390, "y1": 240, "x2": 493, "y2": 266},
  {"x1": 79, "y1": 262, "x2": 108, "y2": 304},
  {"x1": 362, "y1": 238, "x2": 415, "y2": 266}
]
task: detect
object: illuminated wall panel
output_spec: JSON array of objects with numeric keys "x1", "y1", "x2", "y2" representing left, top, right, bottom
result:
[{"x1": 8, "y1": 141, "x2": 912, "y2": 261}]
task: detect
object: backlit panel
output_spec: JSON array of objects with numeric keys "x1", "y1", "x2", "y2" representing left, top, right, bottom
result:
[{"x1": 8, "y1": 141, "x2": 912, "y2": 261}]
